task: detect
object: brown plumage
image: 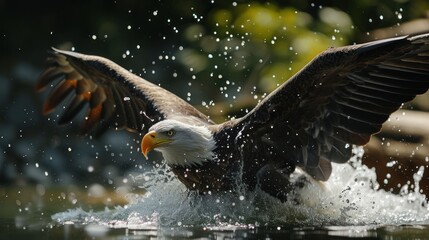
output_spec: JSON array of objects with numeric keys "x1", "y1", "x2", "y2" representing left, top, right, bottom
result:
[{"x1": 37, "y1": 34, "x2": 429, "y2": 201}]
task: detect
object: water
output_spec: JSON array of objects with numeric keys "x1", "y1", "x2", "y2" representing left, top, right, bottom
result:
[
  {"x1": 2, "y1": 149, "x2": 429, "y2": 239},
  {"x1": 53, "y1": 149, "x2": 429, "y2": 226}
]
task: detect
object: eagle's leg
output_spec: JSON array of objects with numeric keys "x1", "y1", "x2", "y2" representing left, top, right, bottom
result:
[{"x1": 256, "y1": 163, "x2": 298, "y2": 202}]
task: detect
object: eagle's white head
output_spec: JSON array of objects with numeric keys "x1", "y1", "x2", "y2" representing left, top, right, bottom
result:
[{"x1": 141, "y1": 119, "x2": 216, "y2": 166}]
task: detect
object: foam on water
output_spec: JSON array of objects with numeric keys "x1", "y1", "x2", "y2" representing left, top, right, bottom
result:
[{"x1": 52, "y1": 147, "x2": 429, "y2": 228}]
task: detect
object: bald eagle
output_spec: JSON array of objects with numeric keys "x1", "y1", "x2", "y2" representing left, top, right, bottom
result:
[{"x1": 37, "y1": 34, "x2": 429, "y2": 201}]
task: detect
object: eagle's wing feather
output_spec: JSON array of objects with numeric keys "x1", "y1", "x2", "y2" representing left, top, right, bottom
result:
[
  {"x1": 233, "y1": 34, "x2": 429, "y2": 180},
  {"x1": 37, "y1": 48, "x2": 213, "y2": 134}
]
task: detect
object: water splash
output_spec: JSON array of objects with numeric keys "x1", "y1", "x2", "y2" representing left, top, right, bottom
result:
[{"x1": 52, "y1": 147, "x2": 429, "y2": 228}]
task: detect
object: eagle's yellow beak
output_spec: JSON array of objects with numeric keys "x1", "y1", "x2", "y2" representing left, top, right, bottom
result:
[{"x1": 141, "y1": 131, "x2": 171, "y2": 159}]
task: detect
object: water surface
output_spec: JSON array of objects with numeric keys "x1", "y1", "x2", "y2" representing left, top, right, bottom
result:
[{"x1": 2, "y1": 154, "x2": 429, "y2": 239}]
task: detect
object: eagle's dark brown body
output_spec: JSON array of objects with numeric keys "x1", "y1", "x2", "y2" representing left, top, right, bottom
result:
[{"x1": 171, "y1": 125, "x2": 297, "y2": 201}]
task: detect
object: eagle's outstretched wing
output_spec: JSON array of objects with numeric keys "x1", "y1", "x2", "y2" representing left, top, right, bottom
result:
[
  {"x1": 234, "y1": 34, "x2": 429, "y2": 180},
  {"x1": 37, "y1": 48, "x2": 213, "y2": 135}
]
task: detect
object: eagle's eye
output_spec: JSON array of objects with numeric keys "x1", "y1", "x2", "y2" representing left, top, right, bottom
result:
[{"x1": 166, "y1": 130, "x2": 175, "y2": 137}]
